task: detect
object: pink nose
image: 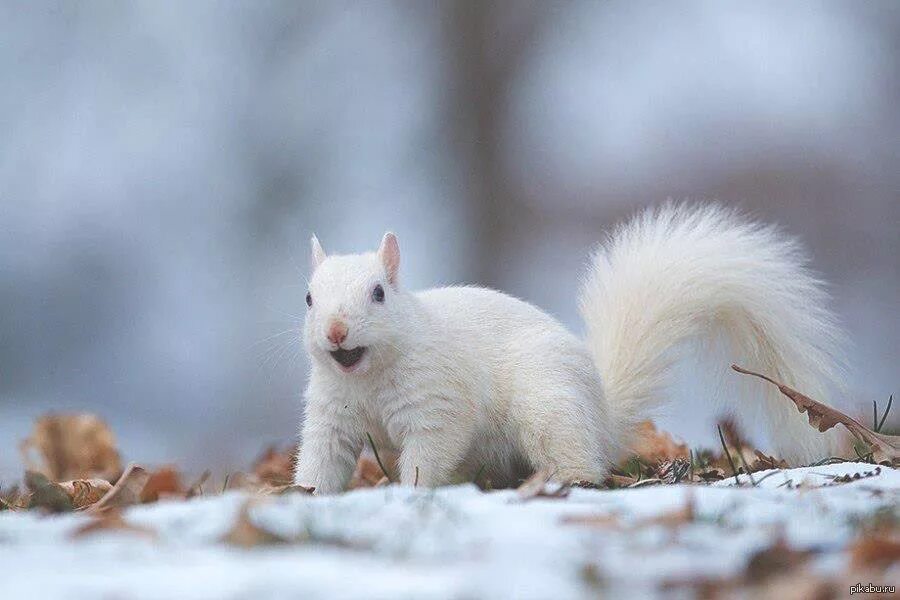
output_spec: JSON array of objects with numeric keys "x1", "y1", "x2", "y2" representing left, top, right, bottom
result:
[{"x1": 327, "y1": 320, "x2": 348, "y2": 346}]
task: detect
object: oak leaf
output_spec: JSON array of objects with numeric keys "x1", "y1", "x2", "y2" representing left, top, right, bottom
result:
[{"x1": 732, "y1": 365, "x2": 900, "y2": 462}]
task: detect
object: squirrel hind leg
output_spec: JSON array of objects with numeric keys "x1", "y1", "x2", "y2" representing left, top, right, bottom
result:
[{"x1": 514, "y1": 392, "x2": 613, "y2": 485}]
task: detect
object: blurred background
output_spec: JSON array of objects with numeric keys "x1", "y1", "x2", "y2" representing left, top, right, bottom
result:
[{"x1": 1, "y1": 1, "x2": 898, "y2": 483}]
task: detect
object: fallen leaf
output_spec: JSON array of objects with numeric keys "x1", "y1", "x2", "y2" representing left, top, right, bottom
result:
[
  {"x1": 561, "y1": 513, "x2": 622, "y2": 529},
  {"x1": 732, "y1": 365, "x2": 900, "y2": 462},
  {"x1": 257, "y1": 483, "x2": 315, "y2": 496},
  {"x1": 253, "y1": 445, "x2": 296, "y2": 487},
  {"x1": 743, "y1": 539, "x2": 812, "y2": 582},
  {"x1": 25, "y1": 471, "x2": 73, "y2": 513},
  {"x1": 603, "y1": 473, "x2": 639, "y2": 488},
  {"x1": 222, "y1": 501, "x2": 287, "y2": 547},
  {"x1": 697, "y1": 469, "x2": 724, "y2": 482},
  {"x1": 140, "y1": 466, "x2": 184, "y2": 503},
  {"x1": 71, "y1": 509, "x2": 156, "y2": 539},
  {"x1": 58, "y1": 478, "x2": 113, "y2": 509},
  {"x1": 349, "y1": 455, "x2": 388, "y2": 489},
  {"x1": 635, "y1": 494, "x2": 695, "y2": 529},
  {"x1": 89, "y1": 463, "x2": 150, "y2": 512},
  {"x1": 20, "y1": 413, "x2": 122, "y2": 482},
  {"x1": 632, "y1": 420, "x2": 690, "y2": 463},
  {"x1": 849, "y1": 534, "x2": 900, "y2": 571},
  {"x1": 750, "y1": 450, "x2": 789, "y2": 472}
]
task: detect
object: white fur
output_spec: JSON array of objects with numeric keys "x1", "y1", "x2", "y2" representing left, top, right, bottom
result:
[{"x1": 295, "y1": 204, "x2": 847, "y2": 493}]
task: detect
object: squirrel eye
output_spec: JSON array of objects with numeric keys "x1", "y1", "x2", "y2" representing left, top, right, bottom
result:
[
  {"x1": 305, "y1": 292, "x2": 312, "y2": 307},
  {"x1": 372, "y1": 284, "x2": 385, "y2": 303}
]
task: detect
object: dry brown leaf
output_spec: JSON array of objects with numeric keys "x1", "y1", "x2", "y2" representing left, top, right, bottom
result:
[
  {"x1": 697, "y1": 468, "x2": 725, "y2": 482},
  {"x1": 632, "y1": 420, "x2": 690, "y2": 463},
  {"x1": 733, "y1": 365, "x2": 900, "y2": 462},
  {"x1": 25, "y1": 471, "x2": 73, "y2": 513},
  {"x1": 349, "y1": 455, "x2": 389, "y2": 489},
  {"x1": 89, "y1": 463, "x2": 150, "y2": 512},
  {"x1": 222, "y1": 501, "x2": 287, "y2": 547},
  {"x1": 140, "y1": 466, "x2": 184, "y2": 503},
  {"x1": 253, "y1": 445, "x2": 296, "y2": 487},
  {"x1": 750, "y1": 450, "x2": 789, "y2": 472},
  {"x1": 561, "y1": 513, "x2": 622, "y2": 529},
  {"x1": 58, "y1": 478, "x2": 113, "y2": 509},
  {"x1": 20, "y1": 413, "x2": 122, "y2": 482},
  {"x1": 743, "y1": 539, "x2": 812, "y2": 582},
  {"x1": 565, "y1": 496, "x2": 694, "y2": 531},
  {"x1": 257, "y1": 483, "x2": 315, "y2": 496},
  {"x1": 516, "y1": 470, "x2": 571, "y2": 501},
  {"x1": 636, "y1": 495, "x2": 695, "y2": 529},
  {"x1": 71, "y1": 509, "x2": 157, "y2": 539},
  {"x1": 745, "y1": 573, "x2": 836, "y2": 600},
  {"x1": 605, "y1": 473, "x2": 639, "y2": 488},
  {"x1": 849, "y1": 534, "x2": 900, "y2": 571}
]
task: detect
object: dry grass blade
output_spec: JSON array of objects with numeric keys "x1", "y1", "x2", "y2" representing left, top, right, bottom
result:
[
  {"x1": 365, "y1": 433, "x2": 394, "y2": 484},
  {"x1": 89, "y1": 463, "x2": 150, "y2": 512},
  {"x1": 717, "y1": 425, "x2": 741, "y2": 485},
  {"x1": 732, "y1": 365, "x2": 900, "y2": 462},
  {"x1": 187, "y1": 470, "x2": 212, "y2": 498}
]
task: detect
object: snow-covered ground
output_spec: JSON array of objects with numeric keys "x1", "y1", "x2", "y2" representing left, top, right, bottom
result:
[{"x1": 1, "y1": 462, "x2": 897, "y2": 599}]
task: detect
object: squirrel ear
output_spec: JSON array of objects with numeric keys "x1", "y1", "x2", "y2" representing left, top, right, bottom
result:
[
  {"x1": 310, "y1": 235, "x2": 327, "y2": 272},
  {"x1": 378, "y1": 232, "x2": 400, "y2": 286}
]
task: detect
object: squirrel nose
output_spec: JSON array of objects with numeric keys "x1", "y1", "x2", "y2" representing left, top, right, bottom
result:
[{"x1": 326, "y1": 320, "x2": 348, "y2": 346}]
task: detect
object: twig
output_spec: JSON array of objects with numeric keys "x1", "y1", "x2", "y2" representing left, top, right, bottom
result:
[
  {"x1": 366, "y1": 432, "x2": 394, "y2": 483},
  {"x1": 717, "y1": 425, "x2": 741, "y2": 485},
  {"x1": 414, "y1": 466, "x2": 419, "y2": 488},
  {"x1": 222, "y1": 473, "x2": 230, "y2": 494}
]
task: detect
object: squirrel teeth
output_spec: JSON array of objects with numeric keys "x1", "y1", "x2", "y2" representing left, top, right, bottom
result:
[{"x1": 330, "y1": 347, "x2": 366, "y2": 368}]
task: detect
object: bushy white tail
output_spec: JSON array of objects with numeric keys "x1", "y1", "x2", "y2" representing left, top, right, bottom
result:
[{"x1": 579, "y1": 203, "x2": 847, "y2": 464}]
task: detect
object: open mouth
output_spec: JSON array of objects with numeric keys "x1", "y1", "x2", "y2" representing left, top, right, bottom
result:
[{"x1": 330, "y1": 346, "x2": 366, "y2": 369}]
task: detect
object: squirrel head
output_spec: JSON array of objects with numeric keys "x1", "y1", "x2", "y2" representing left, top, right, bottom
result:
[{"x1": 303, "y1": 231, "x2": 403, "y2": 375}]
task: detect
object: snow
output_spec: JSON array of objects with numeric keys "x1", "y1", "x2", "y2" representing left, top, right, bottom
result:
[{"x1": 1, "y1": 462, "x2": 897, "y2": 599}]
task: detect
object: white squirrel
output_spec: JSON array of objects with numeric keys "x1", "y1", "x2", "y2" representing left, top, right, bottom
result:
[{"x1": 294, "y1": 203, "x2": 847, "y2": 493}]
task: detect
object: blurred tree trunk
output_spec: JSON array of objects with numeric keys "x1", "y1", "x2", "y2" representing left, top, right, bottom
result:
[{"x1": 442, "y1": 2, "x2": 548, "y2": 286}]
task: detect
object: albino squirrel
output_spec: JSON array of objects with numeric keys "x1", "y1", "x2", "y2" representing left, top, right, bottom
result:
[{"x1": 294, "y1": 204, "x2": 846, "y2": 493}]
